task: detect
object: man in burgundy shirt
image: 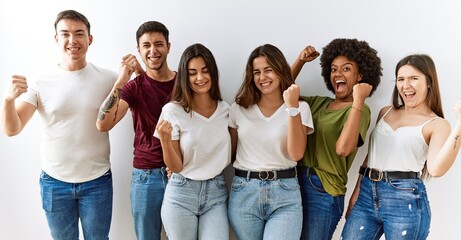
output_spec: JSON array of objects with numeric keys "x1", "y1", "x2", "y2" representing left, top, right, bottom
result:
[{"x1": 97, "y1": 21, "x2": 176, "y2": 240}]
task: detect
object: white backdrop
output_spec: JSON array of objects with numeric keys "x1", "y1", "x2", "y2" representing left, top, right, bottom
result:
[{"x1": 1, "y1": 1, "x2": 460, "y2": 239}]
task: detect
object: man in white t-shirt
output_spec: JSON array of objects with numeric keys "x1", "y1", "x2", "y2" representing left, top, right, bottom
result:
[{"x1": 1, "y1": 10, "x2": 117, "y2": 239}]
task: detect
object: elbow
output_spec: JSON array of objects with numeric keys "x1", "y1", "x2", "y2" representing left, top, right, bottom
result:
[
  {"x1": 336, "y1": 151, "x2": 350, "y2": 158},
  {"x1": 336, "y1": 142, "x2": 356, "y2": 157},
  {"x1": 2, "y1": 127, "x2": 20, "y2": 137},
  {"x1": 4, "y1": 131, "x2": 19, "y2": 137},
  {"x1": 427, "y1": 166, "x2": 447, "y2": 178},
  {"x1": 96, "y1": 122, "x2": 112, "y2": 132},
  {"x1": 336, "y1": 148, "x2": 354, "y2": 158},
  {"x1": 289, "y1": 152, "x2": 305, "y2": 162},
  {"x1": 427, "y1": 170, "x2": 444, "y2": 178},
  {"x1": 169, "y1": 165, "x2": 183, "y2": 173}
]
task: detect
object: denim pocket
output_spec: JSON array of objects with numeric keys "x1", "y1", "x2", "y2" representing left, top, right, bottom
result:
[
  {"x1": 230, "y1": 176, "x2": 247, "y2": 191},
  {"x1": 214, "y1": 176, "x2": 227, "y2": 189},
  {"x1": 278, "y1": 178, "x2": 300, "y2": 191},
  {"x1": 169, "y1": 174, "x2": 187, "y2": 186},
  {"x1": 308, "y1": 175, "x2": 327, "y2": 193},
  {"x1": 40, "y1": 171, "x2": 52, "y2": 180},
  {"x1": 388, "y1": 179, "x2": 418, "y2": 191},
  {"x1": 422, "y1": 190, "x2": 432, "y2": 218},
  {"x1": 39, "y1": 172, "x2": 54, "y2": 212},
  {"x1": 132, "y1": 169, "x2": 148, "y2": 184}
]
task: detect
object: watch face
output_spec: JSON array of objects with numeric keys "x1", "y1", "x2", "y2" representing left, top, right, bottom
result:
[{"x1": 288, "y1": 107, "x2": 299, "y2": 116}]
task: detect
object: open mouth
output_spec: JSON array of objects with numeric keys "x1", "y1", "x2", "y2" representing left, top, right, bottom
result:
[
  {"x1": 195, "y1": 81, "x2": 208, "y2": 86},
  {"x1": 335, "y1": 80, "x2": 346, "y2": 92},
  {"x1": 260, "y1": 81, "x2": 272, "y2": 88},
  {"x1": 403, "y1": 92, "x2": 416, "y2": 99}
]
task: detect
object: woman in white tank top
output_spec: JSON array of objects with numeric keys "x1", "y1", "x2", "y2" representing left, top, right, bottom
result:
[{"x1": 342, "y1": 54, "x2": 461, "y2": 240}]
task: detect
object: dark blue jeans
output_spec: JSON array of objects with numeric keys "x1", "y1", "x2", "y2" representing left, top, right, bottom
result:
[
  {"x1": 341, "y1": 176, "x2": 430, "y2": 240},
  {"x1": 298, "y1": 170, "x2": 344, "y2": 240},
  {"x1": 40, "y1": 170, "x2": 113, "y2": 240}
]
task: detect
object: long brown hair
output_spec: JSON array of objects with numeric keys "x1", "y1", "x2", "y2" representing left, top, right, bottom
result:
[
  {"x1": 171, "y1": 43, "x2": 222, "y2": 113},
  {"x1": 392, "y1": 54, "x2": 444, "y2": 179},
  {"x1": 392, "y1": 54, "x2": 444, "y2": 118},
  {"x1": 235, "y1": 44, "x2": 293, "y2": 108}
]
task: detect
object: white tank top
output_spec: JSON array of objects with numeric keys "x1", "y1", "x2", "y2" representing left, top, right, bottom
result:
[{"x1": 368, "y1": 108, "x2": 439, "y2": 172}]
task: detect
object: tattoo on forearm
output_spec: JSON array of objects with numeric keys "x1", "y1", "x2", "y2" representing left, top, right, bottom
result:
[
  {"x1": 454, "y1": 135, "x2": 459, "y2": 150},
  {"x1": 98, "y1": 88, "x2": 122, "y2": 121}
]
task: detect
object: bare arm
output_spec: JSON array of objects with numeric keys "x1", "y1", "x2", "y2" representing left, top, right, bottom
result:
[
  {"x1": 291, "y1": 45, "x2": 319, "y2": 81},
  {"x1": 156, "y1": 120, "x2": 183, "y2": 173},
  {"x1": 1, "y1": 75, "x2": 36, "y2": 136},
  {"x1": 426, "y1": 99, "x2": 461, "y2": 177},
  {"x1": 345, "y1": 107, "x2": 389, "y2": 218},
  {"x1": 336, "y1": 83, "x2": 373, "y2": 157},
  {"x1": 284, "y1": 84, "x2": 308, "y2": 161},
  {"x1": 97, "y1": 54, "x2": 138, "y2": 131}
]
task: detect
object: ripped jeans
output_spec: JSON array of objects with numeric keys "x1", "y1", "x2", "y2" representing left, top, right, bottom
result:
[{"x1": 341, "y1": 175, "x2": 431, "y2": 240}]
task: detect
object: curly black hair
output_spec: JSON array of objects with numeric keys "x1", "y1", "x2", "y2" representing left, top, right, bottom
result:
[{"x1": 320, "y1": 38, "x2": 382, "y2": 96}]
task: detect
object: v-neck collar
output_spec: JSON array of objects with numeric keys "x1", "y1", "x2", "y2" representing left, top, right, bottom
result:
[{"x1": 253, "y1": 103, "x2": 285, "y2": 121}]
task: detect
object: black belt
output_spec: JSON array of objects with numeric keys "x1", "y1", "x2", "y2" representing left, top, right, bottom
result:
[
  {"x1": 297, "y1": 166, "x2": 317, "y2": 176},
  {"x1": 234, "y1": 168, "x2": 297, "y2": 180},
  {"x1": 359, "y1": 166, "x2": 420, "y2": 182}
]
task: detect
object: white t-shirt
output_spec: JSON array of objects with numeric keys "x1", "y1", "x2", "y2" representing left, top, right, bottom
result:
[
  {"x1": 20, "y1": 63, "x2": 117, "y2": 183},
  {"x1": 229, "y1": 101, "x2": 314, "y2": 171},
  {"x1": 154, "y1": 101, "x2": 231, "y2": 180}
]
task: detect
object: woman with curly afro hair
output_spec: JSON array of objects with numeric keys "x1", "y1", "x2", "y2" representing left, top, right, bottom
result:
[{"x1": 291, "y1": 38, "x2": 382, "y2": 240}]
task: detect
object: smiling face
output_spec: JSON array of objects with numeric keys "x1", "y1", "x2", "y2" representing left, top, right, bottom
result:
[
  {"x1": 330, "y1": 55, "x2": 362, "y2": 101},
  {"x1": 137, "y1": 32, "x2": 170, "y2": 72},
  {"x1": 55, "y1": 19, "x2": 92, "y2": 68},
  {"x1": 252, "y1": 56, "x2": 281, "y2": 97},
  {"x1": 396, "y1": 64, "x2": 429, "y2": 109},
  {"x1": 188, "y1": 56, "x2": 212, "y2": 95}
]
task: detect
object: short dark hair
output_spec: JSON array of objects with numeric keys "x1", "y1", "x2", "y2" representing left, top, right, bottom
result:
[
  {"x1": 54, "y1": 10, "x2": 91, "y2": 35},
  {"x1": 320, "y1": 38, "x2": 382, "y2": 96},
  {"x1": 136, "y1": 21, "x2": 169, "y2": 46},
  {"x1": 171, "y1": 43, "x2": 222, "y2": 113}
]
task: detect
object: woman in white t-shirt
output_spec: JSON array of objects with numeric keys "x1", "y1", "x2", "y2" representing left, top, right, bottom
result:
[
  {"x1": 228, "y1": 44, "x2": 314, "y2": 240},
  {"x1": 342, "y1": 54, "x2": 461, "y2": 239},
  {"x1": 155, "y1": 43, "x2": 231, "y2": 240}
]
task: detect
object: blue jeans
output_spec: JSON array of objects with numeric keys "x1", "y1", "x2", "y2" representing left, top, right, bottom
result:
[
  {"x1": 228, "y1": 175, "x2": 302, "y2": 240},
  {"x1": 161, "y1": 173, "x2": 229, "y2": 240},
  {"x1": 341, "y1": 176, "x2": 431, "y2": 240},
  {"x1": 298, "y1": 170, "x2": 344, "y2": 240},
  {"x1": 39, "y1": 170, "x2": 113, "y2": 240},
  {"x1": 131, "y1": 167, "x2": 167, "y2": 240}
]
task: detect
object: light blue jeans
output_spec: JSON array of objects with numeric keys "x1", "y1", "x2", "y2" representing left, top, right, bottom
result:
[
  {"x1": 228, "y1": 175, "x2": 302, "y2": 240},
  {"x1": 341, "y1": 176, "x2": 431, "y2": 240},
  {"x1": 161, "y1": 173, "x2": 229, "y2": 240},
  {"x1": 131, "y1": 167, "x2": 167, "y2": 240},
  {"x1": 39, "y1": 170, "x2": 113, "y2": 240},
  {"x1": 298, "y1": 170, "x2": 344, "y2": 240}
]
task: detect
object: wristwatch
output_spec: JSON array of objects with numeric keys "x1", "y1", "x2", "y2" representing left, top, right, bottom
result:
[{"x1": 285, "y1": 107, "x2": 301, "y2": 117}]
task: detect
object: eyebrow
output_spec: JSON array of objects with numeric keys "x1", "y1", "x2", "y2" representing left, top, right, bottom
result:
[
  {"x1": 58, "y1": 29, "x2": 86, "y2": 33},
  {"x1": 189, "y1": 66, "x2": 208, "y2": 71},
  {"x1": 332, "y1": 62, "x2": 353, "y2": 67},
  {"x1": 397, "y1": 75, "x2": 420, "y2": 79}
]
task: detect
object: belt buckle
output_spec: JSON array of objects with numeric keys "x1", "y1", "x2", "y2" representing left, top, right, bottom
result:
[
  {"x1": 368, "y1": 168, "x2": 383, "y2": 182},
  {"x1": 259, "y1": 170, "x2": 277, "y2": 180}
]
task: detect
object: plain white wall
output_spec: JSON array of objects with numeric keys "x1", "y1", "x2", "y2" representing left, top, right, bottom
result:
[{"x1": 1, "y1": 0, "x2": 460, "y2": 239}]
